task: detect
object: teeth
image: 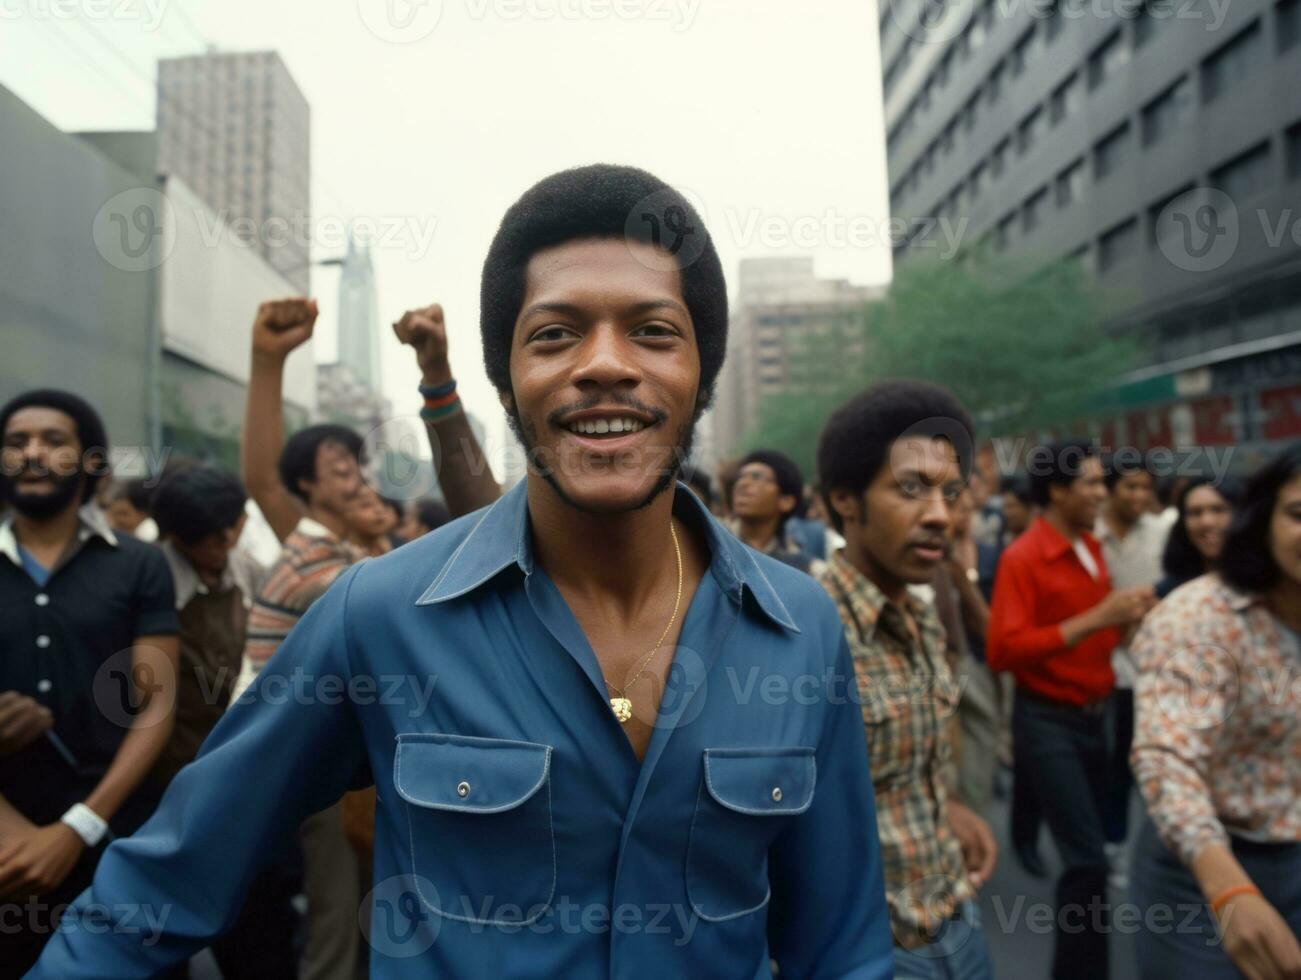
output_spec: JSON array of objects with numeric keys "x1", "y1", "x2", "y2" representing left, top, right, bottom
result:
[{"x1": 567, "y1": 417, "x2": 645, "y2": 435}]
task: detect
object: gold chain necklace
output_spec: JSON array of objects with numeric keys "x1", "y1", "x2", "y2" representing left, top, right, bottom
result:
[{"x1": 606, "y1": 520, "x2": 683, "y2": 724}]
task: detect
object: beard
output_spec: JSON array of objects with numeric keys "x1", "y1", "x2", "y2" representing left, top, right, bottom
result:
[
  {"x1": 0, "y1": 468, "x2": 85, "y2": 520},
  {"x1": 506, "y1": 402, "x2": 697, "y2": 515}
]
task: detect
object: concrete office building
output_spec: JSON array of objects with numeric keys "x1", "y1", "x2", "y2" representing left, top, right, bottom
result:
[
  {"x1": 711, "y1": 257, "x2": 882, "y2": 458},
  {"x1": 157, "y1": 50, "x2": 312, "y2": 293},
  {"x1": 336, "y1": 234, "x2": 382, "y2": 392},
  {"x1": 882, "y1": 0, "x2": 1301, "y2": 456}
]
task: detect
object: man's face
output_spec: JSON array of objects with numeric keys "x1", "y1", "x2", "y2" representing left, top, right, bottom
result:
[
  {"x1": 504, "y1": 237, "x2": 701, "y2": 515},
  {"x1": 1268, "y1": 474, "x2": 1301, "y2": 587},
  {"x1": 300, "y1": 441, "x2": 364, "y2": 519},
  {"x1": 106, "y1": 498, "x2": 148, "y2": 533},
  {"x1": 1003, "y1": 495, "x2": 1032, "y2": 536},
  {"x1": 175, "y1": 514, "x2": 245, "y2": 578},
  {"x1": 1110, "y1": 470, "x2": 1154, "y2": 523},
  {"x1": 1183, "y1": 485, "x2": 1232, "y2": 561},
  {"x1": 834, "y1": 436, "x2": 963, "y2": 587},
  {"x1": 345, "y1": 486, "x2": 391, "y2": 540},
  {"x1": 731, "y1": 462, "x2": 795, "y2": 524},
  {"x1": 950, "y1": 487, "x2": 975, "y2": 537},
  {"x1": 1052, "y1": 454, "x2": 1107, "y2": 532},
  {"x1": 0, "y1": 407, "x2": 86, "y2": 519}
]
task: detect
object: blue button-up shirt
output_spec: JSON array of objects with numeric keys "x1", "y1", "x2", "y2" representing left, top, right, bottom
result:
[{"x1": 31, "y1": 480, "x2": 891, "y2": 979}]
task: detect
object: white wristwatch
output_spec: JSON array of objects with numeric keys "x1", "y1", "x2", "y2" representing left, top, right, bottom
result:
[{"x1": 60, "y1": 802, "x2": 109, "y2": 847}]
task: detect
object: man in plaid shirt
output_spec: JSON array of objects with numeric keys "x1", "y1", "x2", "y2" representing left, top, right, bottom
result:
[{"x1": 816, "y1": 381, "x2": 999, "y2": 980}]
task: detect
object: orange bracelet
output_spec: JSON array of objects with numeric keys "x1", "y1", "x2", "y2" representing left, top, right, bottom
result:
[{"x1": 1210, "y1": 884, "x2": 1261, "y2": 915}]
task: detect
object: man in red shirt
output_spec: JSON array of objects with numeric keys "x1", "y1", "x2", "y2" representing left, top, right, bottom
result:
[{"x1": 987, "y1": 440, "x2": 1153, "y2": 980}]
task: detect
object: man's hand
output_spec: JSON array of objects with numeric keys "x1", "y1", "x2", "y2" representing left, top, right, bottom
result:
[
  {"x1": 946, "y1": 799, "x2": 997, "y2": 890},
  {"x1": 393, "y1": 304, "x2": 452, "y2": 385},
  {"x1": 0, "y1": 822, "x2": 85, "y2": 900},
  {"x1": 1092, "y1": 586, "x2": 1156, "y2": 630},
  {"x1": 0, "y1": 692, "x2": 53, "y2": 757},
  {"x1": 252, "y1": 298, "x2": 318, "y2": 365},
  {"x1": 1217, "y1": 891, "x2": 1301, "y2": 980}
]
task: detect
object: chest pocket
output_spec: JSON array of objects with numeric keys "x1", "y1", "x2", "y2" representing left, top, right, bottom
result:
[
  {"x1": 393, "y1": 733, "x2": 555, "y2": 926},
  {"x1": 685, "y1": 747, "x2": 816, "y2": 921}
]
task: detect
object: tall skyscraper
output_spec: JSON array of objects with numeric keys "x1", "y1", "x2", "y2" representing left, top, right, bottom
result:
[
  {"x1": 156, "y1": 49, "x2": 311, "y2": 292},
  {"x1": 711, "y1": 257, "x2": 882, "y2": 458},
  {"x1": 882, "y1": 0, "x2": 1301, "y2": 451},
  {"x1": 337, "y1": 232, "x2": 382, "y2": 392}
]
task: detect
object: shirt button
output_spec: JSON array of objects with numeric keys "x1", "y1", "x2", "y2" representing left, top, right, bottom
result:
[
  {"x1": 771, "y1": 787, "x2": 783, "y2": 802},
  {"x1": 35, "y1": 635, "x2": 51, "y2": 649},
  {"x1": 37, "y1": 679, "x2": 52, "y2": 693},
  {"x1": 456, "y1": 781, "x2": 471, "y2": 798},
  {"x1": 34, "y1": 593, "x2": 50, "y2": 607}
]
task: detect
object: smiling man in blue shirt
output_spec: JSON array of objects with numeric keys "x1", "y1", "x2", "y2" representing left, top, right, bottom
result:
[{"x1": 29, "y1": 164, "x2": 892, "y2": 979}]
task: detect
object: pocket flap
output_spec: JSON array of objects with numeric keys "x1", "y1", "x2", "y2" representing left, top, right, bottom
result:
[
  {"x1": 702, "y1": 747, "x2": 816, "y2": 816},
  {"x1": 394, "y1": 733, "x2": 552, "y2": 813}
]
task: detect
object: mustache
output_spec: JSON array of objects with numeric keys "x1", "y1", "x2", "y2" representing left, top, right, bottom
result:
[{"x1": 546, "y1": 394, "x2": 667, "y2": 427}]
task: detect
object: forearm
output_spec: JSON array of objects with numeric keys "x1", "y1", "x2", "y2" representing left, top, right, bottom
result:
[
  {"x1": 0, "y1": 795, "x2": 34, "y2": 839},
  {"x1": 1192, "y1": 843, "x2": 1254, "y2": 902},
  {"x1": 242, "y1": 355, "x2": 302, "y2": 542},
  {"x1": 426, "y1": 411, "x2": 500, "y2": 517},
  {"x1": 420, "y1": 367, "x2": 499, "y2": 516},
  {"x1": 84, "y1": 638, "x2": 178, "y2": 822}
]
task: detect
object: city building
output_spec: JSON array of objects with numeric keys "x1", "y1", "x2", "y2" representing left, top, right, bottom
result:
[
  {"x1": 336, "y1": 233, "x2": 382, "y2": 393},
  {"x1": 710, "y1": 257, "x2": 883, "y2": 458},
  {"x1": 882, "y1": 0, "x2": 1301, "y2": 459},
  {"x1": 156, "y1": 49, "x2": 312, "y2": 293},
  {"x1": 0, "y1": 82, "x2": 315, "y2": 477}
]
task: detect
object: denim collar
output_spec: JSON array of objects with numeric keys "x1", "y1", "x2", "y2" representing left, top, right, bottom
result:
[{"x1": 416, "y1": 478, "x2": 800, "y2": 633}]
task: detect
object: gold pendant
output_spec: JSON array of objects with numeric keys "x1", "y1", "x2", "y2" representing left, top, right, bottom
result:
[{"x1": 610, "y1": 697, "x2": 632, "y2": 723}]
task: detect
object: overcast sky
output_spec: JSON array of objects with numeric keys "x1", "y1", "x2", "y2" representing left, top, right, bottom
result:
[{"x1": 4, "y1": 0, "x2": 891, "y2": 463}]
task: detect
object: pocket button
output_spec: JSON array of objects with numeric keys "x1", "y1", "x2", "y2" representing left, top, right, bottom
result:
[
  {"x1": 771, "y1": 787, "x2": 782, "y2": 802},
  {"x1": 456, "y1": 781, "x2": 471, "y2": 798}
]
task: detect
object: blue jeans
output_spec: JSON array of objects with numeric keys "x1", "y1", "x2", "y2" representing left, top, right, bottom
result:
[
  {"x1": 1013, "y1": 691, "x2": 1110, "y2": 980},
  {"x1": 892, "y1": 901, "x2": 994, "y2": 980},
  {"x1": 1131, "y1": 817, "x2": 1301, "y2": 979}
]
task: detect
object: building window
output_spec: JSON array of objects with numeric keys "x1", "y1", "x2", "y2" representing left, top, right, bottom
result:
[
  {"x1": 1050, "y1": 73, "x2": 1080, "y2": 125},
  {"x1": 990, "y1": 137, "x2": 1010, "y2": 177},
  {"x1": 1094, "y1": 122, "x2": 1132, "y2": 180},
  {"x1": 1279, "y1": 0, "x2": 1300, "y2": 52},
  {"x1": 1098, "y1": 218, "x2": 1139, "y2": 271},
  {"x1": 1133, "y1": 1, "x2": 1160, "y2": 47},
  {"x1": 1044, "y1": 0, "x2": 1063, "y2": 41},
  {"x1": 1018, "y1": 107, "x2": 1044, "y2": 155},
  {"x1": 963, "y1": 94, "x2": 980, "y2": 133},
  {"x1": 1087, "y1": 30, "x2": 1129, "y2": 89},
  {"x1": 1022, "y1": 187, "x2": 1048, "y2": 232},
  {"x1": 1201, "y1": 21, "x2": 1262, "y2": 103},
  {"x1": 1141, "y1": 76, "x2": 1192, "y2": 145},
  {"x1": 1010, "y1": 24, "x2": 1040, "y2": 77},
  {"x1": 1147, "y1": 183, "x2": 1195, "y2": 247},
  {"x1": 986, "y1": 60, "x2": 1004, "y2": 105},
  {"x1": 969, "y1": 161, "x2": 986, "y2": 201},
  {"x1": 1287, "y1": 121, "x2": 1301, "y2": 180},
  {"x1": 1211, "y1": 141, "x2": 1273, "y2": 198},
  {"x1": 1056, "y1": 159, "x2": 1086, "y2": 207},
  {"x1": 995, "y1": 212, "x2": 1016, "y2": 250}
]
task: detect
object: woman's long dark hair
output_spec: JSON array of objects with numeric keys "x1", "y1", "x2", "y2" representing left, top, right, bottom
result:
[
  {"x1": 1161, "y1": 476, "x2": 1240, "y2": 583},
  {"x1": 1221, "y1": 442, "x2": 1301, "y2": 593}
]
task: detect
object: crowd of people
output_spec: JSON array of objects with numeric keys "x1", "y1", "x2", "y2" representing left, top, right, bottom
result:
[{"x1": 1, "y1": 163, "x2": 1298, "y2": 980}]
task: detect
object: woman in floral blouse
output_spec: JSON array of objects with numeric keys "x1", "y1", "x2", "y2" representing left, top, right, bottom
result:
[{"x1": 1129, "y1": 443, "x2": 1301, "y2": 980}]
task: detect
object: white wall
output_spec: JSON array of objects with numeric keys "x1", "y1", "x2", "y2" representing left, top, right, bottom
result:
[{"x1": 157, "y1": 175, "x2": 317, "y2": 416}]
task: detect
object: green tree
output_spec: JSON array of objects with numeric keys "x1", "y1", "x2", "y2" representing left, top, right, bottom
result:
[{"x1": 739, "y1": 252, "x2": 1144, "y2": 474}]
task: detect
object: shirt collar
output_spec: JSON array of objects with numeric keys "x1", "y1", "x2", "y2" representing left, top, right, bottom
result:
[
  {"x1": 416, "y1": 478, "x2": 801, "y2": 633},
  {"x1": 1031, "y1": 515, "x2": 1078, "y2": 561},
  {"x1": 294, "y1": 516, "x2": 337, "y2": 540},
  {"x1": 161, "y1": 539, "x2": 257, "y2": 609},
  {"x1": 823, "y1": 548, "x2": 930, "y2": 634},
  {"x1": 0, "y1": 503, "x2": 118, "y2": 566}
]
